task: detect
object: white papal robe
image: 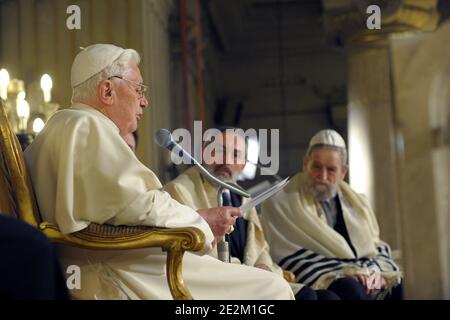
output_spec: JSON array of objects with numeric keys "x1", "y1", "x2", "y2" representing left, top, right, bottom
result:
[{"x1": 24, "y1": 103, "x2": 294, "y2": 300}]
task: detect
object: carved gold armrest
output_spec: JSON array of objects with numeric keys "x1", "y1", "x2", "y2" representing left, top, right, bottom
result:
[
  {"x1": 283, "y1": 270, "x2": 296, "y2": 283},
  {"x1": 39, "y1": 222, "x2": 205, "y2": 300}
]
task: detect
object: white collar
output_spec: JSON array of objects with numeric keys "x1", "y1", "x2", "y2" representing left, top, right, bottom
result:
[{"x1": 70, "y1": 102, "x2": 120, "y2": 134}]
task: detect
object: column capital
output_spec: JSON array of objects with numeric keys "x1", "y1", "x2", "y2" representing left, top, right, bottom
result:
[{"x1": 322, "y1": 0, "x2": 440, "y2": 45}]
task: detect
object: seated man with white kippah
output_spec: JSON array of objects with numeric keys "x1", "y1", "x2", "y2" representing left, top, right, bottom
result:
[
  {"x1": 260, "y1": 129, "x2": 403, "y2": 300},
  {"x1": 24, "y1": 44, "x2": 295, "y2": 300}
]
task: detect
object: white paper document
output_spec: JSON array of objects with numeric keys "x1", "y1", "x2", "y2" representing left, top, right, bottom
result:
[{"x1": 239, "y1": 177, "x2": 290, "y2": 213}]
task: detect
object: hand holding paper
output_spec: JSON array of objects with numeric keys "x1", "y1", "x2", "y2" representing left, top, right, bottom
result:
[{"x1": 239, "y1": 177, "x2": 290, "y2": 213}]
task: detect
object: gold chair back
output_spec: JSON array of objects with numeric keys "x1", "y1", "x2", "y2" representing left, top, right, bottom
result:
[
  {"x1": 0, "y1": 99, "x2": 204, "y2": 299},
  {"x1": 0, "y1": 99, "x2": 41, "y2": 226}
]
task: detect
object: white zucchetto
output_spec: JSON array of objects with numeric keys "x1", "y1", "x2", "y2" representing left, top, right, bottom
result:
[
  {"x1": 71, "y1": 44, "x2": 125, "y2": 88},
  {"x1": 308, "y1": 129, "x2": 346, "y2": 151}
]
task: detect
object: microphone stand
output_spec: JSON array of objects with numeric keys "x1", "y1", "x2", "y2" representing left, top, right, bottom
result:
[
  {"x1": 191, "y1": 162, "x2": 243, "y2": 264},
  {"x1": 216, "y1": 186, "x2": 231, "y2": 263}
]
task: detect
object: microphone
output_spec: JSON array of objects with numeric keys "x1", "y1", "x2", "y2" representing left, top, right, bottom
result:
[
  {"x1": 155, "y1": 128, "x2": 177, "y2": 150},
  {"x1": 155, "y1": 129, "x2": 192, "y2": 164},
  {"x1": 155, "y1": 128, "x2": 250, "y2": 198}
]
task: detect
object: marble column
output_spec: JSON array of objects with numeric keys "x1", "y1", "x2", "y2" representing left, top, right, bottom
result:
[
  {"x1": 389, "y1": 20, "x2": 450, "y2": 298},
  {"x1": 322, "y1": 0, "x2": 442, "y2": 298},
  {"x1": 346, "y1": 41, "x2": 402, "y2": 255}
]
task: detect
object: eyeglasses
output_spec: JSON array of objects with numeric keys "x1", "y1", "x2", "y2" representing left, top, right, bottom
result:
[{"x1": 108, "y1": 76, "x2": 148, "y2": 99}]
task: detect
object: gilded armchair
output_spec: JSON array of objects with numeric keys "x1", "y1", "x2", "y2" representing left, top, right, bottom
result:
[{"x1": 0, "y1": 99, "x2": 204, "y2": 300}]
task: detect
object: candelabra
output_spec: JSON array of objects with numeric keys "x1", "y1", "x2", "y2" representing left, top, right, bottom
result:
[{"x1": 0, "y1": 68, "x2": 60, "y2": 150}]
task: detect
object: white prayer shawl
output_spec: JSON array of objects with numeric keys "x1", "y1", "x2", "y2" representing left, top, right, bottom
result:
[
  {"x1": 260, "y1": 172, "x2": 402, "y2": 296},
  {"x1": 163, "y1": 167, "x2": 304, "y2": 294},
  {"x1": 24, "y1": 103, "x2": 294, "y2": 300},
  {"x1": 163, "y1": 167, "x2": 269, "y2": 265}
]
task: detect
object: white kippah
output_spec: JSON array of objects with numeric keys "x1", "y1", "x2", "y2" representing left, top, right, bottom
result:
[
  {"x1": 308, "y1": 129, "x2": 346, "y2": 150},
  {"x1": 71, "y1": 44, "x2": 125, "y2": 88}
]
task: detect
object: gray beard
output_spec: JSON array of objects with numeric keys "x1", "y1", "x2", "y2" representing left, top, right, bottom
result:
[
  {"x1": 305, "y1": 177, "x2": 338, "y2": 202},
  {"x1": 206, "y1": 166, "x2": 238, "y2": 184}
]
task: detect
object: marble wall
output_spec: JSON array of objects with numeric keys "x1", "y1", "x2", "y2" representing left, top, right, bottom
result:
[{"x1": 347, "y1": 42, "x2": 402, "y2": 251}]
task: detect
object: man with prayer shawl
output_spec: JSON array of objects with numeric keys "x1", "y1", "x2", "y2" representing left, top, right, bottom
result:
[
  {"x1": 24, "y1": 44, "x2": 294, "y2": 300},
  {"x1": 260, "y1": 129, "x2": 403, "y2": 300},
  {"x1": 164, "y1": 127, "x2": 340, "y2": 300}
]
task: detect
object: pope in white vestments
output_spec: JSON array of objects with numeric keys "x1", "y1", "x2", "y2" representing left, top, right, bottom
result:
[{"x1": 23, "y1": 44, "x2": 294, "y2": 300}]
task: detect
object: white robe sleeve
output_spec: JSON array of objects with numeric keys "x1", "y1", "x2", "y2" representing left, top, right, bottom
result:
[{"x1": 24, "y1": 108, "x2": 214, "y2": 254}]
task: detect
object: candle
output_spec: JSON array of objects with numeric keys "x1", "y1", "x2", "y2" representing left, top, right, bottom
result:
[
  {"x1": 32, "y1": 117, "x2": 45, "y2": 133},
  {"x1": 16, "y1": 98, "x2": 30, "y2": 132},
  {"x1": 0, "y1": 68, "x2": 10, "y2": 100},
  {"x1": 17, "y1": 90, "x2": 26, "y2": 100},
  {"x1": 40, "y1": 74, "x2": 53, "y2": 103}
]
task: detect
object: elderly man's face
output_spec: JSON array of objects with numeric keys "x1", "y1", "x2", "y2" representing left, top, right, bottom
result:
[
  {"x1": 204, "y1": 131, "x2": 247, "y2": 182},
  {"x1": 110, "y1": 63, "x2": 148, "y2": 135},
  {"x1": 303, "y1": 147, "x2": 348, "y2": 201}
]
